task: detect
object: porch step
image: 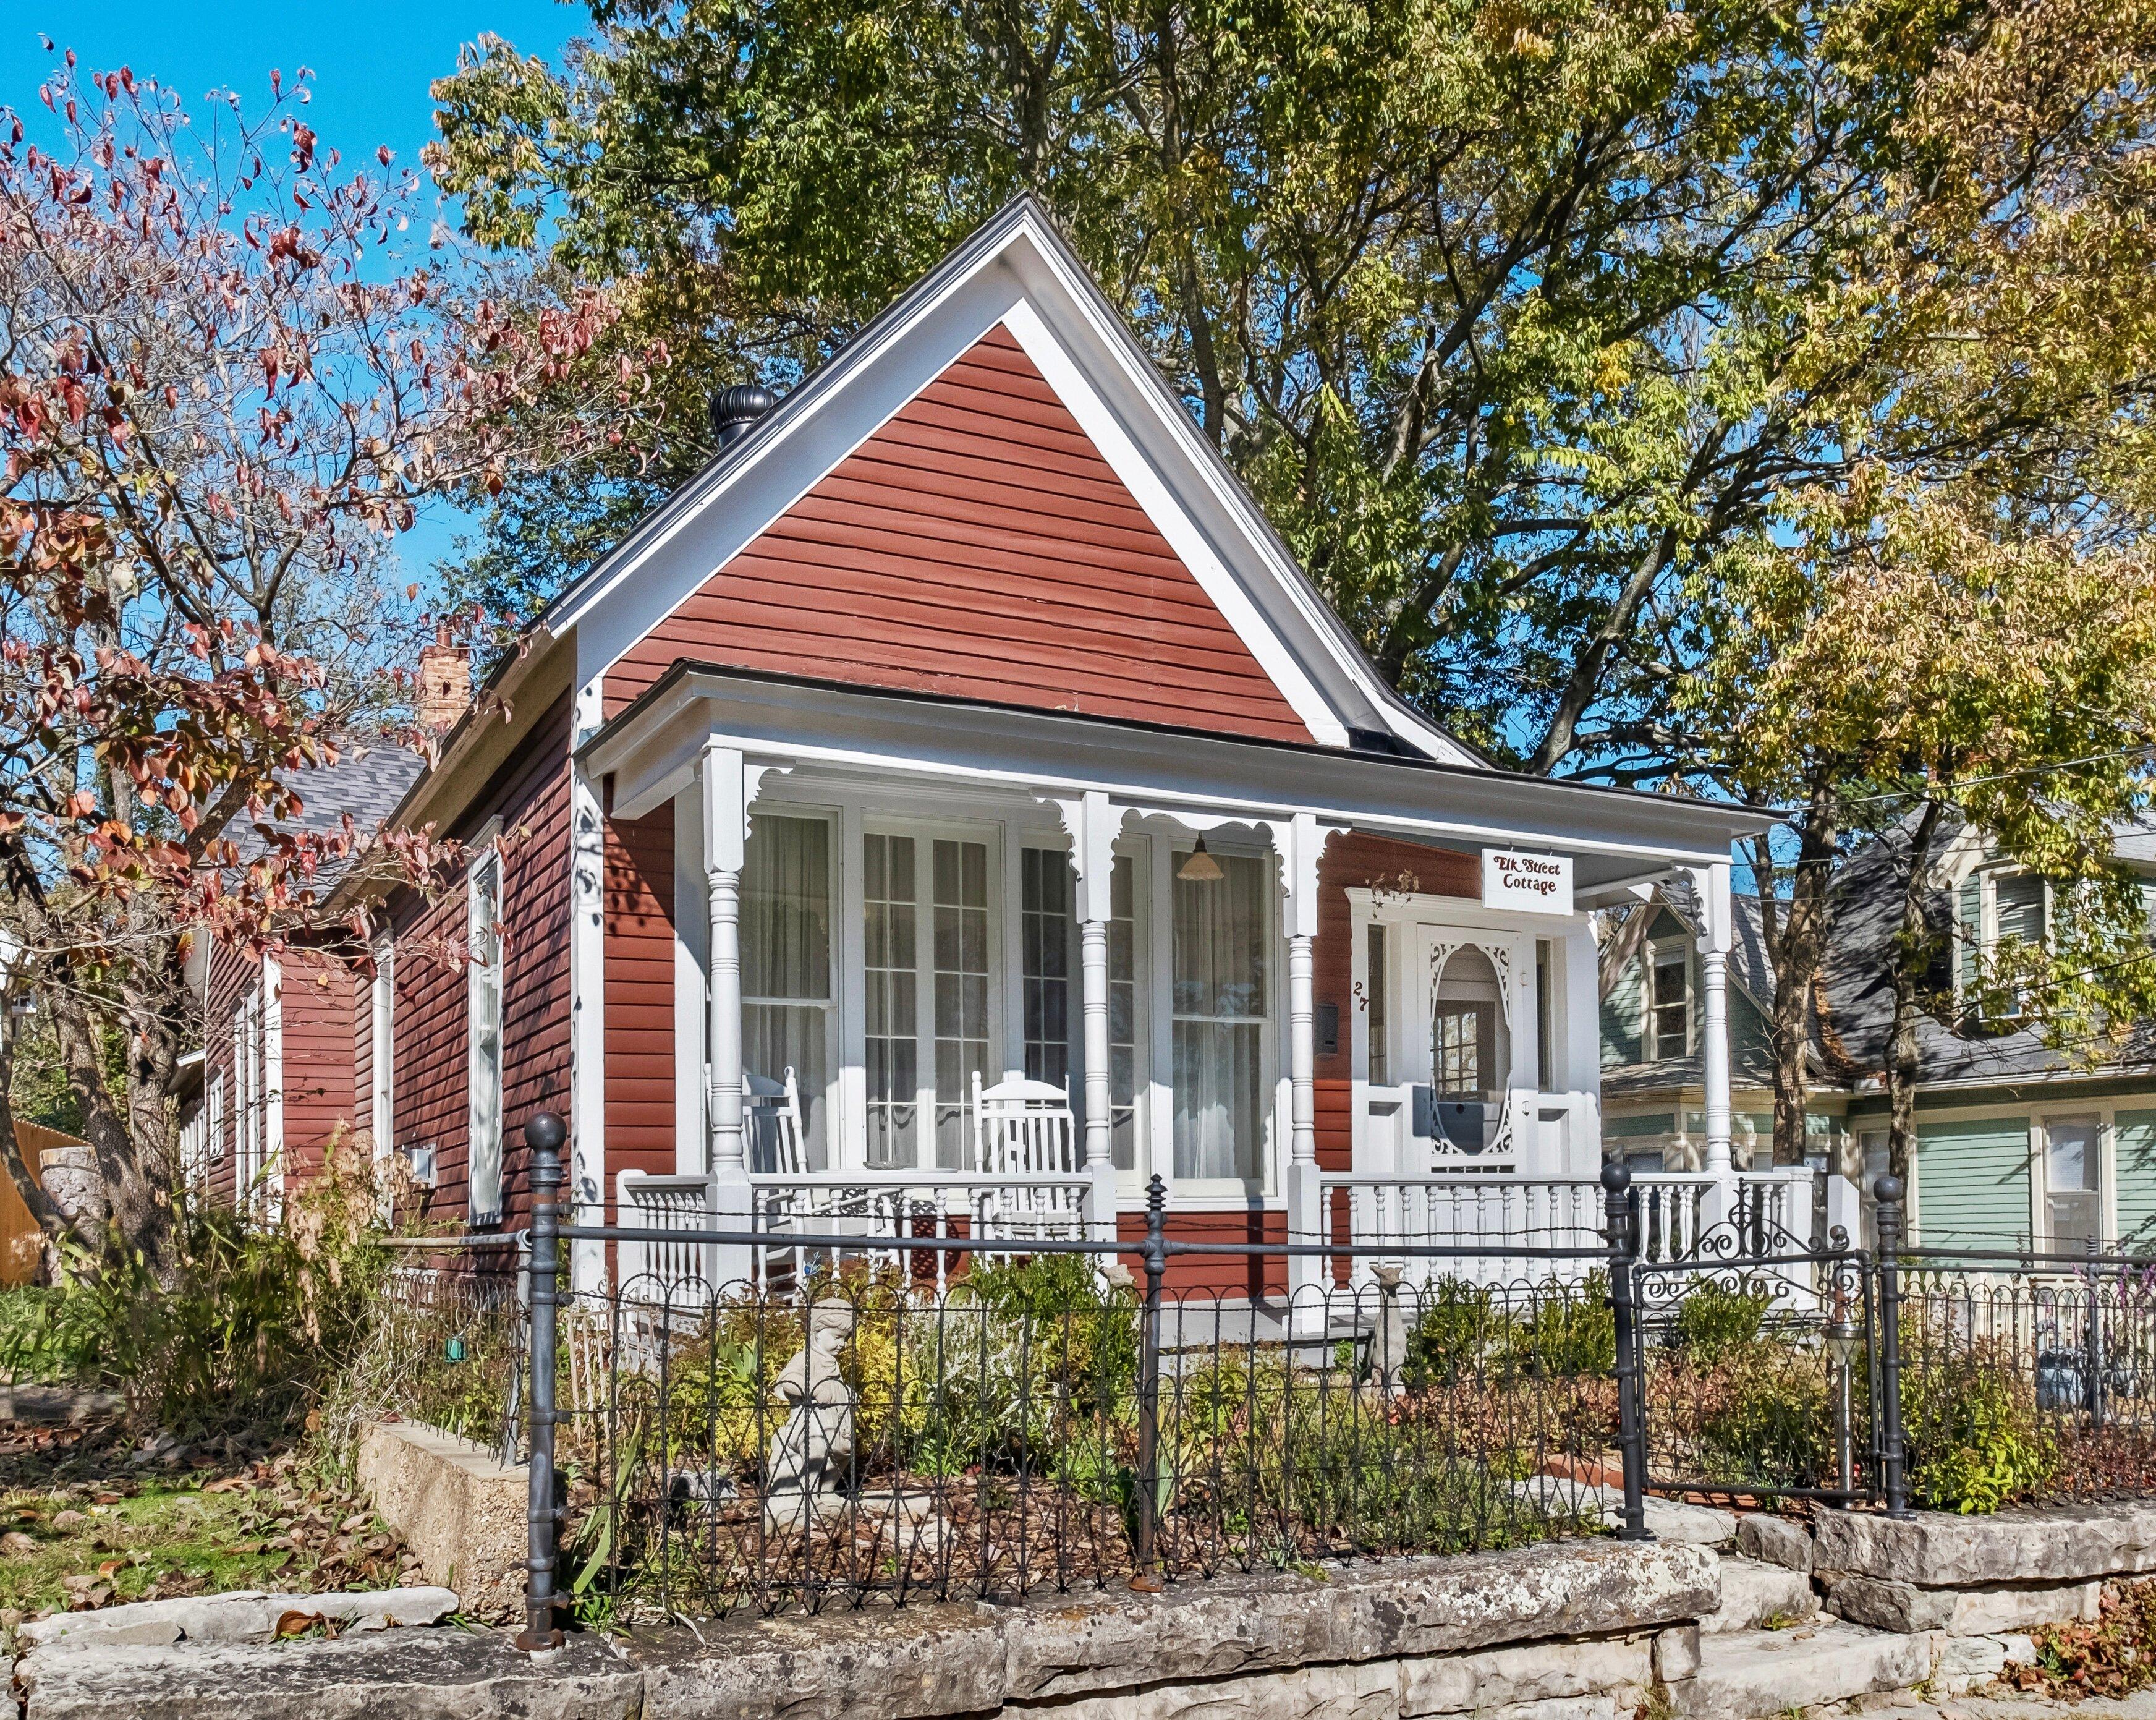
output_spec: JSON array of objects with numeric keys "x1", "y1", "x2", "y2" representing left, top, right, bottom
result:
[
  {"x1": 1671, "y1": 1620, "x2": 1930, "y2": 1717},
  {"x1": 1704, "y1": 1555, "x2": 1820, "y2": 1633}
]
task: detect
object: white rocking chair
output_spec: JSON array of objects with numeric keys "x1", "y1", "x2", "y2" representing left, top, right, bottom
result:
[
  {"x1": 745, "y1": 1068, "x2": 812, "y2": 1291},
  {"x1": 970, "y1": 1071, "x2": 1084, "y2": 1250}
]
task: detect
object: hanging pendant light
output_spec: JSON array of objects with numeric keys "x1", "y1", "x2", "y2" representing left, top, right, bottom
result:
[{"x1": 1177, "y1": 835, "x2": 1224, "y2": 883}]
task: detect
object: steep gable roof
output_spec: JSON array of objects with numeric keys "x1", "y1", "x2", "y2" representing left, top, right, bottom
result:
[{"x1": 545, "y1": 197, "x2": 1480, "y2": 764}]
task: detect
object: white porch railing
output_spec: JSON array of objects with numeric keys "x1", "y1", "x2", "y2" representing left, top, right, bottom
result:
[
  {"x1": 614, "y1": 1168, "x2": 1093, "y2": 1301},
  {"x1": 1315, "y1": 1165, "x2": 1840, "y2": 1295}
]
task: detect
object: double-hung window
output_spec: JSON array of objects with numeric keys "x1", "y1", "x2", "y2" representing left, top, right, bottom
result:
[
  {"x1": 1648, "y1": 943, "x2": 1691, "y2": 1060},
  {"x1": 1019, "y1": 847, "x2": 1142, "y2": 1164},
  {"x1": 467, "y1": 848, "x2": 504, "y2": 1225},
  {"x1": 2043, "y1": 1117, "x2": 2100, "y2": 1252},
  {"x1": 862, "y1": 828, "x2": 995, "y2": 1169},
  {"x1": 1171, "y1": 849, "x2": 1270, "y2": 1183},
  {"x1": 741, "y1": 812, "x2": 834, "y2": 1163}
]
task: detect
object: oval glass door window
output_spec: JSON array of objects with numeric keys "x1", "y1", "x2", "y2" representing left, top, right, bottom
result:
[{"x1": 1430, "y1": 945, "x2": 1508, "y2": 1157}]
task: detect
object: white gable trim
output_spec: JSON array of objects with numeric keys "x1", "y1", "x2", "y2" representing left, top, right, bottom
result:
[{"x1": 552, "y1": 200, "x2": 1480, "y2": 764}]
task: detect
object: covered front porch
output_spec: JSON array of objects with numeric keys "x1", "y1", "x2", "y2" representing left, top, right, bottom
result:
[{"x1": 573, "y1": 668, "x2": 1774, "y2": 1300}]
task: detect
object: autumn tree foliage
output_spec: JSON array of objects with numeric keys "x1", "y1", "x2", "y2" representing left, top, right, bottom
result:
[{"x1": 0, "y1": 56, "x2": 664, "y2": 1268}]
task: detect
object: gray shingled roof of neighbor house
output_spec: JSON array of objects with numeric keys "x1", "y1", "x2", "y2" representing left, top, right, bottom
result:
[
  {"x1": 1811, "y1": 814, "x2": 2156, "y2": 1089},
  {"x1": 228, "y1": 741, "x2": 430, "y2": 890}
]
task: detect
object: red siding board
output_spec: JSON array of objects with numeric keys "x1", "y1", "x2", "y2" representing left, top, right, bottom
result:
[
  {"x1": 603, "y1": 327, "x2": 1310, "y2": 743},
  {"x1": 603, "y1": 806, "x2": 676, "y2": 1194},
  {"x1": 388, "y1": 694, "x2": 574, "y2": 1234}
]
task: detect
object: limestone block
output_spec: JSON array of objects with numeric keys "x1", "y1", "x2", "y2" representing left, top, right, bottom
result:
[
  {"x1": 1671, "y1": 1620, "x2": 1930, "y2": 1718},
  {"x1": 16, "y1": 1628, "x2": 642, "y2": 1720},
  {"x1": 1703, "y1": 1557, "x2": 1818, "y2": 1634},
  {"x1": 1826, "y1": 1574, "x2": 2102, "y2": 1636},
  {"x1": 355, "y1": 1420, "x2": 527, "y2": 1615},
  {"x1": 19, "y1": 1587, "x2": 460, "y2": 1652},
  {"x1": 999, "y1": 1541, "x2": 1715, "y2": 1704},
  {"x1": 1653, "y1": 1625, "x2": 1702, "y2": 1684},
  {"x1": 1736, "y1": 1514, "x2": 1814, "y2": 1573},
  {"x1": 1046, "y1": 1658, "x2": 1401, "y2": 1720},
  {"x1": 1506, "y1": 1481, "x2": 1734, "y2": 1546},
  {"x1": 1814, "y1": 1500, "x2": 2156, "y2": 1587},
  {"x1": 1930, "y1": 1632, "x2": 2013, "y2": 1695},
  {"x1": 1397, "y1": 1635, "x2": 1650, "y2": 1714}
]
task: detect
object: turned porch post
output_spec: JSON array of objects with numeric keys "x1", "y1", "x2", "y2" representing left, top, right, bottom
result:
[
  {"x1": 1694, "y1": 860, "x2": 1736, "y2": 1232},
  {"x1": 1279, "y1": 813, "x2": 1333, "y2": 1335},
  {"x1": 1054, "y1": 791, "x2": 1121, "y2": 1240},
  {"x1": 702, "y1": 744, "x2": 753, "y2": 1287}
]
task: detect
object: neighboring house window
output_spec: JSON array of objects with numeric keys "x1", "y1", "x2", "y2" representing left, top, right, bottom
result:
[
  {"x1": 467, "y1": 848, "x2": 504, "y2": 1225},
  {"x1": 1649, "y1": 942, "x2": 1691, "y2": 1059},
  {"x1": 234, "y1": 981, "x2": 261, "y2": 1201},
  {"x1": 1958, "y1": 866, "x2": 2050, "y2": 1016},
  {"x1": 369, "y1": 942, "x2": 394, "y2": 1165},
  {"x1": 2042, "y1": 1117, "x2": 2100, "y2": 1252},
  {"x1": 1171, "y1": 848, "x2": 1269, "y2": 1182},
  {"x1": 207, "y1": 1070, "x2": 226, "y2": 1166},
  {"x1": 741, "y1": 812, "x2": 834, "y2": 1162}
]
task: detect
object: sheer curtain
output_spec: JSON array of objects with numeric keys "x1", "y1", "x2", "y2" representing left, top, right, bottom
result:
[
  {"x1": 741, "y1": 814, "x2": 831, "y2": 1165},
  {"x1": 1172, "y1": 851, "x2": 1268, "y2": 1180}
]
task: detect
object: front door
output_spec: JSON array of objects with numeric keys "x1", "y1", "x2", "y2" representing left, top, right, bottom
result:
[{"x1": 1408, "y1": 928, "x2": 1517, "y2": 1170}]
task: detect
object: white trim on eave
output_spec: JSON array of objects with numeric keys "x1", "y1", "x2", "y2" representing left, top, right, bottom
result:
[{"x1": 546, "y1": 198, "x2": 1482, "y2": 766}]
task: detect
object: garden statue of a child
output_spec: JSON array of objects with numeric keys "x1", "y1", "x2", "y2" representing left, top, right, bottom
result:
[{"x1": 763, "y1": 1299, "x2": 857, "y2": 1527}]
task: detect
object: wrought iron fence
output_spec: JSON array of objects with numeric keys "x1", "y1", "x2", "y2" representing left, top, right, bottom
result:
[
  {"x1": 373, "y1": 1241, "x2": 528, "y2": 1466},
  {"x1": 496, "y1": 1119, "x2": 2156, "y2": 1648}
]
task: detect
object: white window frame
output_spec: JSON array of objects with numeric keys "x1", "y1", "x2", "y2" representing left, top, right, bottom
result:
[
  {"x1": 2036, "y1": 1113, "x2": 2104, "y2": 1255},
  {"x1": 1161, "y1": 834, "x2": 1276, "y2": 1203},
  {"x1": 1647, "y1": 939, "x2": 1692, "y2": 1061},
  {"x1": 466, "y1": 840, "x2": 506, "y2": 1226},
  {"x1": 738, "y1": 803, "x2": 841, "y2": 1169},
  {"x1": 858, "y1": 813, "x2": 1004, "y2": 1171},
  {"x1": 370, "y1": 939, "x2": 395, "y2": 1169}
]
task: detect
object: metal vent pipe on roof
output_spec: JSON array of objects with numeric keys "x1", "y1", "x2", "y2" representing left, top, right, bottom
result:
[{"x1": 709, "y1": 384, "x2": 778, "y2": 448}]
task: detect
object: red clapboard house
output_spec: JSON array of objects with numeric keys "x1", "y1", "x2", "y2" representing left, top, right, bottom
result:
[{"x1": 189, "y1": 199, "x2": 1771, "y2": 1300}]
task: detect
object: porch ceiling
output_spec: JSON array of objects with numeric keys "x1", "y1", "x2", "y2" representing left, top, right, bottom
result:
[{"x1": 580, "y1": 663, "x2": 1776, "y2": 882}]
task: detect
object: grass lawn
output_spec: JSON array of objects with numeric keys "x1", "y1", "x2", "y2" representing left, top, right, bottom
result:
[{"x1": 0, "y1": 1420, "x2": 417, "y2": 1622}]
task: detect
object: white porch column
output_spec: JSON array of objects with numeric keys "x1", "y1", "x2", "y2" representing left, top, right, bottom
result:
[
  {"x1": 702, "y1": 744, "x2": 753, "y2": 1287},
  {"x1": 566, "y1": 677, "x2": 608, "y2": 1295},
  {"x1": 1050, "y1": 791, "x2": 1122, "y2": 1240},
  {"x1": 1278, "y1": 813, "x2": 1335, "y2": 1332},
  {"x1": 1694, "y1": 860, "x2": 1735, "y2": 1233}
]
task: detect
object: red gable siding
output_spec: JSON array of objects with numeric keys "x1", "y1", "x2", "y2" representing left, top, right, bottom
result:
[
  {"x1": 603, "y1": 326, "x2": 1312, "y2": 741},
  {"x1": 603, "y1": 806, "x2": 677, "y2": 1196}
]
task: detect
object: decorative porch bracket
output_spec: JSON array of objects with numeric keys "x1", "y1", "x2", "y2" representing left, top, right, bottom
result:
[
  {"x1": 1041, "y1": 790, "x2": 1128, "y2": 1243},
  {"x1": 703, "y1": 741, "x2": 793, "y2": 1289}
]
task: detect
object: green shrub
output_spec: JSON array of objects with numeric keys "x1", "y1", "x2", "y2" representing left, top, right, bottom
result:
[
  {"x1": 1674, "y1": 1280, "x2": 1775, "y2": 1365},
  {"x1": 2, "y1": 1128, "x2": 391, "y2": 1434},
  {"x1": 1688, "y1": 1346, "x2": 1831, "y2": 1488},
  {"x1": 1406, "y1": 1277, "x2": 1506, "y2": 1387},
  {"x1": 1901, "y1": 1334, "x2": 2056, "y2": 1513},
  {"x1": 1513, "y1": 1272, "x2": 1615, "y2": 1379}
]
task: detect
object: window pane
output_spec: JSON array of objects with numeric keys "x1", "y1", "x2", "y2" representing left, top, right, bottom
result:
[
  {"x1": 1172, "y1": 853, "x2": 1268, "y2": 1179},
  {"x1": 1022, "y1": 847, "x2": 1074, "y2": 1094},
  {"x1": 1997, "y1": 874, "x2": 2047, "y2": 945},
  {"x1": 1367, "y1": 926, "x2": 1390, "y2": 1086},
  {"x1": 864, "y1": 833, "x2": 919, "y2": 1167},
  {"x1": 744, "y1": 1004, "x2": 828, "y2": 1167},
  {"x1": 933, "y1": 838, "x2": 990, "y2": 1169},
  {"x1": 2048, "y1": 1122, "x2": 2095, "y2": 1192},
  {"x1": 742, "y1": 815, "x2": 831, "y2": 1002},
  {"x1": 468, "y1": 854, "x2": 504, "y2": 1223},
  {"x1": 1110, "y1": 853, "x2": 1139, "y2": 1167}
]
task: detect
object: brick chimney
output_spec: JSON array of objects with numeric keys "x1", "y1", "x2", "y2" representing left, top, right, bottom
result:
[{"x1": 416, "y1": 641, "x2": 472, "y2": 733}]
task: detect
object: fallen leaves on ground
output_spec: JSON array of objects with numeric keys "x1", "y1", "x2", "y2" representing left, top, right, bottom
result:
[
  {"x1": 0, "y1": 1413, "x2": 420, "y2": 1625},
  {"x1": 1997, "y1": 1578, "x2": 2156, "y2": 1701}
]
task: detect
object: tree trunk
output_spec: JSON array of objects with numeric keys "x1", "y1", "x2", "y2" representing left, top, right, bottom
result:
[
  {"x1": 1765, "y1": 783, "x2": 1839, "y2": 1166},
  {"x1": 1884, "y1": 800, "x2": 1945, "y2": 1181}
]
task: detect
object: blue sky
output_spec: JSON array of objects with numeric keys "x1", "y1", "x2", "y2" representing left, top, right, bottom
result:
[{"x1": 0, "y1": 0, "x2": 587, "y2": 589}]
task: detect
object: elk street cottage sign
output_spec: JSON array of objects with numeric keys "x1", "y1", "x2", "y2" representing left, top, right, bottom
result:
[{"x1": 1482, "y1": 849, "x2": 1573, "y2": 916}]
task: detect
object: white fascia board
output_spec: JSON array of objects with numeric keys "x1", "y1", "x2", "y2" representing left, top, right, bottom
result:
[{"x1": 584, "y1": 671, "x2": 1767, "y2": 876}]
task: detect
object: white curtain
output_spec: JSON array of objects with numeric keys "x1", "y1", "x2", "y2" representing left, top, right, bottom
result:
[
  {"x1": 1172, "y1": 851, "x2": 1268, "y2": 1180},
  {"x1": 742, "y1": 814, "x2": 831, "y2": 1162}
]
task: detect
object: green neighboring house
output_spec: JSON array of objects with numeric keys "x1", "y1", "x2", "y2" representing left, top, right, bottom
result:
[{"x1": 1598, "y1": 821, "x2": 2156, "y2": 1254}]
